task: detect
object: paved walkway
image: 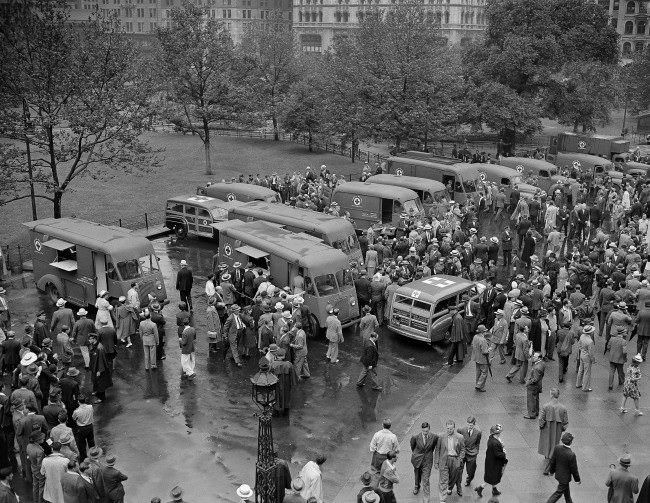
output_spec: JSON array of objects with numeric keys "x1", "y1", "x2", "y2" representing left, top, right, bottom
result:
[{"x1": 333, "y1": 334, "x2": 649, "y2": 503}]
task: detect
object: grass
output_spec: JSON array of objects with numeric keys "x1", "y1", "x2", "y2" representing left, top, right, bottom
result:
[{"x1": 0, "y1": 132, "x2": 364, "y2": 266}]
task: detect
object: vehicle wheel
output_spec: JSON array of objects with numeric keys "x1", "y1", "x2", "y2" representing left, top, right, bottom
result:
[
  {"x1": 308, "y1": 314, "x2": 323, "y2": 339},
  {"x1": 175, "y1": 225, "x2": 188, "y2": 239},
  {"x1": 45, "y1": 283, "x2": 60, "y2": 305}
]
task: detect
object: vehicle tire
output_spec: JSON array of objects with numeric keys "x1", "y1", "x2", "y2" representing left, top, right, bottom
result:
[
  {"x1": 45, "y1": 283, "x2": 60, "y2": 305},
  {"x1": 309, "y1": 314, "x2": 324, "y2": 339},
  {"x1": 175, "y1": 225, "x2": 188, "y2": 239}
]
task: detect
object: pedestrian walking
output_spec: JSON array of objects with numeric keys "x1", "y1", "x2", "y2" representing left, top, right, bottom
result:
[
  {"x1": 378, "y1": 451, "x2": 399, "y2": 503},
  {"x1": 539, "y1": 388, "x2": 569, "y2": 475},
  {"x1": 606, "y1": 454, "x2": 639, "y2": 503},
  {"x1": 620, "y1": 354, "x2": 644, "y2": 415},
  {"x1": 434, "y1": 420, "x2": 465, "y2": 501},
  {"x1": 357, "y1": 332, "x2": 382, "y2": 391},
  {"x1": 176, "y1": 259, "x2": 194, "y2": 312},
  {"x1": 472, "y1": 325, "x2": 490, "y2": 392},
  {"x1": 299, "y1": 455, "x2": 326, "y2": 503},
  {"x1": 447, "y1": 307, "x2": 467, "y2": 366},
  {"x1": 290, "y1": 321, "x2": 310, "y2": 379},
  {"x1": 101, "y1": 454, "x2": 128, "y2": 503},
  {"x1": 325, "y1": 308, "x2": 342, "y2": 364},
  {"x1": 359, "y1": 305, "x2": 379, "y2": 340},
  {"x1": 575, "y1": 325, "x2": 595, "y2": 392},
  {"x1": 489, "y1": 310, "x2": 508, "y2": 364},
  {"x1": 369, "y1": 419, "x2": 398, "y2": 473},
  {"x1": 475, "y1": 424, "x2": 507, "y2": 498},
  {"x1": 524, "y1": 353, "x2": 546, "y2": 419},
  {"x1": 115, "y1": 296, "x2": 137, "y2": 347},
  {"x1": 27, "y1": 429, "x2": 46, "y2": 503},
  {"x1": 51, "y1": 298, "x2": 75, "y2": 336},
  {"x1": 458, "y1": 416, "x2": 481, "y2": 488},
  {"x1": 608, "y1": 327, "x2": 627, "y2": 390},
  {"x1": 505, "y1": 325, "x2": 530, "y2": 383},
  {"x1": 545, "y1": 432, "x2": 580, "y2": 503},
  {"x1": 410, "y1": 422, "x2": 437, "y2": 499},
  {"x1": 179, "y1": 318, "x2": 196, "y2": 379},
  {"x1": 93, "y1": 292, "x2": 113, "y2": 330},
  {"x1": 556, "y1": 321, "x2": 575, "y2": 383}
]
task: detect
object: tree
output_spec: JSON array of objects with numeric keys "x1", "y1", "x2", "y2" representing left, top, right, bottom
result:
[
  {"x1": 240, "y1": 15, "x2": 297, "y2": 141},
  {"x1": 620, "y1": 49, "x2": 650, "y2": 113},
  {"x1": 0, "y1": 0, "x2": 161, "y2": 218},
  {"x1": 279, "y1": 75, "x2": 325, "y2": 152},
  {"x1": 156, "y1": 1, "x2": 245, "y2": 175},
  {"x1": 543, "y1": 62, "x2": 620, "y2": 132}
]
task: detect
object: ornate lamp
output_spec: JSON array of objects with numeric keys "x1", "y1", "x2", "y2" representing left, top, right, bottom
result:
[{"x1": 250, "y1": 359, "x2": 279, "y2": 503}]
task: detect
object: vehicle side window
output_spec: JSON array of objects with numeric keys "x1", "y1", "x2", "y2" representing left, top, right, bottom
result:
[
  {"x1": 197, "y1": 208, "x2": 210, "y2": 218},
  {"x1": 167, "y1": 202, "x2": 184, "y2": 213},
  {"x1": 434, "y1": 295, "x2": 456, "y2": 314},
  {"x1": 394, "y1": 294, "x2": 413, "y2": 307},
  {"x1": 304, "y1": 276, "x2": 317, "y2": 296},
  {"x1": 413, "y1": 299, "x2": 431, "y2": 310},
  {"x1": 501, "y1": 178, "x2": 510, "y2": 186},
  {"x1": 540, "y1": 170, "x2": 549, "y2": 178},
  {"x1": 186, "y1": 205, "x2": 196, "y2": 215},
  {"x1": 106, "y1": 261, "x2": 118, "y2": 280}
]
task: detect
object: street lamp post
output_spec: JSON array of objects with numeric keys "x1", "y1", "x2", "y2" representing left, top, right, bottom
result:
[{"x1": 250, "y1": 359, "x2": 279, "y2": 503}]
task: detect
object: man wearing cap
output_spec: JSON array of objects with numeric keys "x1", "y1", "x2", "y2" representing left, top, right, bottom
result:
[
  {"x1": 608, "y1": 327, "x2": 628, "y2": 390},
  {"x1": 176, "y1": 259, "x2": 194, "y2": 312},
  {"x1": 575, "y1": 325, "x2": 595, "y2": 392},
  {"x1": 86, "y1": 447, "x2": 107, "y2": 501},
  {"x1": 472, "y1": 325, "x2": 490, "y2": 392},
  {"x1": 150, "y1": 302, "x2": 167, "y2": 361},
  {"x1": 524, "y1": 353, "x2": 546, "y2": 419},
  {"x1": 71, "y1": 309, "x2": 94, "y2": 370},
  {"x1": 325, "y1": 309, "x2": 343, "y2": 364},
  {"x1": 506, "y1": 325, "x2": 530, "y2": 384},
  {"x1": 546, "y1": 432, "x2": 580, "y2": 503},
  {"x1": 139, "y1": 309, "x2": 159, "y2": 371},
  {"x1": 27, "y1": 428, "x2": 46, "y2": 502},
  {"x1": 357, "y1": 332, "x2": 381, "y2": 391},
  {"x1": 33, "y1": 312, "x2": 50, "y2": 349},
  {"x1": 359, "y1": 305, "x2": 379, "y2": 341},
  {"x1": 606, "y1": 454, "x2": 639, "y2": 503},
  {"x1": 50, "y1": 299, "x2": 75, "y2": 339},
  {"x1": 223, "y1": 305, "x2": 244, "y2": 368},
  {"x1": 179, "y1": 317, "x2": 197, "y2": 377},
  {"x1": 101, "y1": 454, "x2": 128, "y2": 503},
  {"x1": 88, "y1": 333, "x2": 112, "y2": 403},
  {"x1": 606, "y1": 302, "x2": 633, "y2": 351},
  {"x1": 54, "y1": 325, "x2": 73, "y2": 374}
]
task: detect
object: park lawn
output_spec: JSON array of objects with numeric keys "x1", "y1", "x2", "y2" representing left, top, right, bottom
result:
[{"x1": 1, "y1": 132, "x2": 362, "y2": 260}]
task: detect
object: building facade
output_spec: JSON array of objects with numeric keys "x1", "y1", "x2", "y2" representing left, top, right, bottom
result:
[
  {"x1": 67, "y1": 0, "x2": 292, "y2": 43},
  {"x1": 293, "y1": 0, "x2": 487, "y2": 52},
  {"x1": 598, "y1": 0, "x2": 649, "y2": 58}
]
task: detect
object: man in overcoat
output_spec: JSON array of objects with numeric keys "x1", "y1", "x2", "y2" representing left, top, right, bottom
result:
[
  {"x1": 410, "y1": 422, "x2": 437, "y2": 501},
  {"x1": 538, "y1": 388, "x2": 568, "y2": 475}
]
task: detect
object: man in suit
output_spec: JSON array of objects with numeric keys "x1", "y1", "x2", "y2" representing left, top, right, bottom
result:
[
  {"x1": 608, "y1": 327, "x2": 627, "y2": 390},
  {"x1": 505, "y1": 325, "x2": 531, "y2": 384},
  {"x1": 410, "y1": 422, "x2": 437, "y2": 500},
  {"x1": 525, "y1": 353, "x2": 546, "y2": 419},
  {"x1": 243, "y1": 263, "x2": 256, "y2": 305},
  {"x1": 223, "y1": 305, "x2": 244, "y2": 368},
  {"x1": 546, "y1": 432, "x2": 580, "y2": 503},
  {"x1": 175, "y1": 259, "x2": 194, "y2": 311},
  {"x1": 606, "y1": 454, "x2": 639, "y2": 503},
  {"x1": 457, "y1": 416, "x2": 482, "y2": 488},
  {"x1": 1, "y1": 331, "x2": 22, "y2": 375},
  {"x1": 480, "y1": 281, "x2": 498, "y2": 328},
  {"x1": 356, "y1": 332, "x2": 382, "y2": 390},
  {"x1": 434, "y1": 420, "x2": 466, "y2": 501}
]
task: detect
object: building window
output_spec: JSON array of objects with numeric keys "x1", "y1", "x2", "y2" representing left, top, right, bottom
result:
[
  {"x1": 444, "y1": 10, "x2": 449, "y2": 23},
  {"x1": 625, "y1": 20, "x2": 634, "y2": 33},
  {"x1": 436, "y1": 11, "x2": 442, "y2": 23},
  {"x1": 334, "y1": 10, "x2": 340, "y2": 20},
  {"x1": 623, "y1": 41, "x2": 632, "y2": 54},
  {"x1": 298, "y1": 10, "x2": 302, "y2": 20},
  {"x1": 638, "y1": 20, "x2": 646, "y2": 34},
  {"x1": 611, "y1": 18, "x2": 618, "y2": 29},
  {"x1": 301, "y1": 34, "x2": 322, "y2": 52},
  {"x1": 358, "y1": 10, "x2": 363, "y2": 20},
  {"x1": 626, "y1": 1, "x2": 636, "y2": 13},
  {"x1": 635, "y1": 41, "x2": 645, "y2": 52}
]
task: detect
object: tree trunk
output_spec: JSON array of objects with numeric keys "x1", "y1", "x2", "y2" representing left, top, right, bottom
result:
[
  {"x1": 53, "y1": 190, "x2": 63, "y2": 219},
  {"x1": 351, "y1": 136, "x2": 357, "y2": 163},
  {"x1": 272, "y1": 114, "x2": 279, "y2": 141},
  {"x1": 573, "y1": 122, "x2": 579, "y2": 133},
  {"x1": 423, "y1": 129, "x2": 428, "y2": 152},
  {"x1": 308, "y1": 130, "x2": 313, "y2": 152},
  {"x1": 203, "y1": 118, "x2": 212, "y2": 176}
]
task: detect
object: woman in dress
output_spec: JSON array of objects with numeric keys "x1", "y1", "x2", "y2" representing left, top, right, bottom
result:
[
  {"x1": 620, "y1": 353, "x2": 644, "y2": 416},
  {"x1": 94, "y1": 291, "x2": 114, "y2": 329},
  {"x1": 475, "y1": 424, "x2": 508, "y2": 498}
]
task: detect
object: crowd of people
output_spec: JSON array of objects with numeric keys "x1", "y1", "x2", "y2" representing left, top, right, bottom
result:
[{"x1": 3, "y1": 157, "x2": 650, "y2": 502}]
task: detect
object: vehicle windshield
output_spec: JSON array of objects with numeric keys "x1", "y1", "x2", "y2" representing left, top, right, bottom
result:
[
  {"x1": 403, "y1": 198, "x2": 424, "y2": 215},
  {"x1": 116, "y1": 255, "x2": 159, "y2": 280},
  {"x1": 511, "y1": 175, "x2": 523, "y2": 185},
  {"x1": 312, "y1": 273, "x2": 339, "y2": 296},
  {"x1": 335, "y1": 269, "x2": 354, "y2": 290}
]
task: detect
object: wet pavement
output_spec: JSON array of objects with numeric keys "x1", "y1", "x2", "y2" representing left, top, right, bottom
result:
[{"x1": 4, "y1": 235, "x2": 453, "y2": 503}]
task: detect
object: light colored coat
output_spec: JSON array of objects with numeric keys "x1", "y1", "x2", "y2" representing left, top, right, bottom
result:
[
  {"x1": 538, "y1": 398, "x2": 568, "y2": 458},
  {"x1": 41, "y1": 452, "x2": 69, "y2": 503}
]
